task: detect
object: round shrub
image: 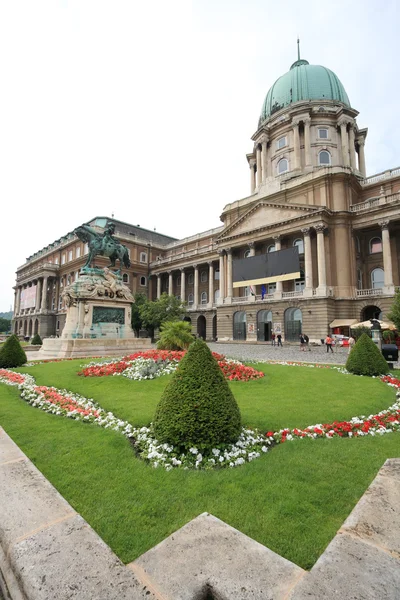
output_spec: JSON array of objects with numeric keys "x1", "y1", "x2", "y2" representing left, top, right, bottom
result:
[
  {"x1": 153, "y1": 339, "x2": 242, "y2": 451},
  {"x1": 31, "y1": 333, "x2": 42, "y2": 346},
  {"x1": 346, "y1": 333, "x2": 389, "y2": 376},
  {"x1": 0, "y1": 335, "x2": 27, "y2": 368}
]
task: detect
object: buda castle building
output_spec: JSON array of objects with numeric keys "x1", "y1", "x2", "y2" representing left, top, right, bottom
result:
[{"x1": 12, "y1": 54, "x2": 400, "y2": 343}]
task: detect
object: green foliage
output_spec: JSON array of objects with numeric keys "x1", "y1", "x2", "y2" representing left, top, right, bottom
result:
[
  {"x1": 0, "y1": 318, "x2": 11, "y2": 333},
  {"x1": 387, "y1": 288, "x2": 400, "y2": 332},
  {"x1": 0, "y1": 335, "x2": 27, "y2": 368},
  {"x1": 346, "y1": 333, "x2": 389, "y2": 376},
  {"x1": 130, "y1": 293, "x2": 148, "y2": 336},
  {"x1": 157, "y1": 321, "x2": 194, "y2": 350},
  {"x1": 382, "y1": 329, "x2": 395, "y2": 342},
  {"x1": 350, "y1": 326, "x2": 371, "y2": 340},
  {"x1": 139, "y1": 293, "x2": 187, "y2": 335},
  {"x1": 153, "y1": 339, "x2": 241, "y2": 451},
  {"x1": 31, "y1": 333, "x2": 42, "y2": 345}
]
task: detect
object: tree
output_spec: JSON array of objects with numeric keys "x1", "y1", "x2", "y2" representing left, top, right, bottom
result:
[
  {"x1": 157, "y1": 321, "x2": 194, "y2": 350},
  {"x1": 153, "y1": 339, "x2": 242, "y2": 452},
  {"x1": 130, "y1": 293, "x2": 148, "y2": 336},
  {"x1": 139, "y1": 293, "x2": 187, "y2": 338},
  {"x1": 0, "y1": 318, "x2": 11, "y2": 333},
  {"x1": 346, "y1": 333, "x2": 389, "y2": 376},
  {"x1": 31, "y1": 333, "x2": 42, "y2": 345},
  {"x1": 0, "y1": 335, "x2": 27, "y2": 368},
  {"x1": 387, "y1": 288, "x2": 400, "y2": 332}
]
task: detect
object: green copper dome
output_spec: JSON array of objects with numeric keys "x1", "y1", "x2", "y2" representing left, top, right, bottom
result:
[{"x1": 259, "y1": 59, "x2": 350, "y2": 125}]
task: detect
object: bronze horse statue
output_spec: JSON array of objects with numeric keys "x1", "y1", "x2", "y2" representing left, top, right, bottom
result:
[{"x1": 74, "y1": 223, "x2": 131, "y2": 270}]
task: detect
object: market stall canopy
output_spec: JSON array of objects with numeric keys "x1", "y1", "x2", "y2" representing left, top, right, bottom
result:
[
  {"x1": 351, "y1": 320, "x2": 397, "y2": 330},
  {"x1": 329, "y1": 319, "x2": 358, "y2": 328}
]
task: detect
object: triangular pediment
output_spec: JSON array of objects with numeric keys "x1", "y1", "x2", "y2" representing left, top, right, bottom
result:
[{"x1": 218, "y1": 201, "x2": 321, "y2": 241}]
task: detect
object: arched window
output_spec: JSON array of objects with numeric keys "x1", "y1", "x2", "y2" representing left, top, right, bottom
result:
[
  {"x1": 201, "y1": 292, "x2": 207, "y2": 304},
  {"x1": 284, "y1": 307, "x2": 302, "y2": 341},
  {"x1": 200, "y1": 271, "x2": 207, "y2": 283},
  {"x1": 371, "y1": 268, "x2": 384, "y2": 289},
  {"x1": 188, "y1": 273, "x2": 194, "y2": 285},
  {"x1": 188, "y1": 293, "x2": 194, "y2": 305},
  {"x1": 243, "y1": 249, "x2": 251, "y2": 258},
  {"x1": 277, "y1": 158, "x2": 289, "y2": 174},
  {"x1": 369, "y1": 237, "x2": 382, "y2": 254},
  {"x1": 233, "y1": 311, "x2": 247, "y2": 341},
  {"x1": 294, "y1": 269, "x2": 305, "y2": 291},
  {"x1": 122, "y1": 273, "x2": 129, "y2": 283},
  {"x1": 267, "y1": 244, "x2": 276, "y2": 253},
  {"x1": 257, "y1": 310, "x2": 273, "y2": 342},
  {"x1": 293, "y1": 238, "x2": 304, "y2": 254},
  {"x1": 318, "y1": 150, "x2": 331, "y2": 165},
  {"x1": 140, "y1": 276, "x2": 146, "y2": 286}
]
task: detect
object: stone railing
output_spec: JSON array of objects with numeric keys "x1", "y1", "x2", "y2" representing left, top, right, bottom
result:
[
  {"x1": 232, "y1": 296, "x2": 250, "y2": 303},
  {"x1": 350, "y1": 192, "x2": 400, "y2": 213},
  {"x1": 255, "y1": 293, "x2": 275, "y2": 301},
  {"x1": 16, "y1": 262, "x2": 59, "y2": 283},
  {"x1": 361, "y1": 166, "x2": 400, "y2": 186},
  {"x1": 356, "y1": 288, "x2": 383, "y2": 297},
  {"x1": 282, "y1": 290, "x2": 304, "y2": 298}
]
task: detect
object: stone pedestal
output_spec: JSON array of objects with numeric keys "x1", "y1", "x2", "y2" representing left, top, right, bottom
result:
[{"x1": 38, "y1": 269, "x2": 151, "y2": 359}]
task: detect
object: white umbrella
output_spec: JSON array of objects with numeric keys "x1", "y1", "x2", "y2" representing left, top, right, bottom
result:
[{"x1": 351, "y1": 320, "x2": 396, "y2": 331}]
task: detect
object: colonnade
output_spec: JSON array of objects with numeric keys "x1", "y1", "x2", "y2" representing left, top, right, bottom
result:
[{"x1": 14, "y1": 276, "x2": 59, "y2": 316}]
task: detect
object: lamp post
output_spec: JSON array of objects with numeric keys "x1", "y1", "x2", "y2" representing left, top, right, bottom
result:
[{"x1": 370, "y1": 319, "x2": 382, "y2": 351}]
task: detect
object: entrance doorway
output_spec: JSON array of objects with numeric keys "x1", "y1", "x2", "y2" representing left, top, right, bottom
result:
[
  {"x1": 257, "y1": 310, "x2": 272, "y2": 341},
  {"x1": 233, "y1": 311, "x2": 246, "y2": 341},
  {"x1": 362, "y1": 305, "x2": 382, "y2": 321},
  {"x1": 212, "y1": 315, "x2": 217, "y2": 340},
  {"x1": 284, "y1": 308, "x2": 302, "y2": 342},
  {"x1": 197, "y1": 315, "x2": 206, "y2": 339}
]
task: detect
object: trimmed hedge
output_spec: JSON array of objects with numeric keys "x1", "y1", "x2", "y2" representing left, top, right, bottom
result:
[
  {"x1": 31, "y1": 333, "x2": 42, "y2": 345},
  {"x1": 0, "y1": 335, "x2": 27, "y2": 368},
  {"x1": 345, "y1": 333, "x2": 389, "y2": 376},
  {"x1": 153, "y1": 339, "x2": 242, "y2": 451}
]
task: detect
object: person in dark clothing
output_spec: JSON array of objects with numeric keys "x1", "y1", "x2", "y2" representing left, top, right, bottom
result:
[{"x1": 276, "y1": 333, "x2": 282, "y2": 347}]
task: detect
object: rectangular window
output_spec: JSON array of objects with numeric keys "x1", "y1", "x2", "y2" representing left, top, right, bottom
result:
[
  {"x1": 215, "y1": 271, "x2": 220, "y2": 280},
  {"x1": 318, "y1": 128, "x2": 328, "y2": 139},
  {"x1": 61, "y1": 254, "x2": 66, "y2": 265},
  {"x1": 55, "y1": 257, "x2": 59, "y2": 264},
  {"x1": 76, "y1": 246, "x2": 81, "y2": 258},
  {"x1": 140, "y1": 252, "x2": 147, "y2": 263},
  {"x1": 68, "y1": 250, "x2": 73, "y2": 262},
  {"x1": 84, "y1": 243, "x2": 89, "y2": 255},
  {"x1": 277, "y1": 136, "x2": 286, "y2": 149}
]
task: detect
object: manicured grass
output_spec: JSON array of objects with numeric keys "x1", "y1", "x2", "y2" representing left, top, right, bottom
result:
[{"x1": 0, "y1": 360, "x2": 399, "y2": 570}]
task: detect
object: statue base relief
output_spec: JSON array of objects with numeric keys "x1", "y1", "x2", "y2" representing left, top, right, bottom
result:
[{"x1": 38, "y1": 271, "x2": 151, "y2": 359}]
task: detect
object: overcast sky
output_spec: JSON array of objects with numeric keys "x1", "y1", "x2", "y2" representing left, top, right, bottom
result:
[{"x1": 0, "y1": 0, "x2": 399, "y2": 311}]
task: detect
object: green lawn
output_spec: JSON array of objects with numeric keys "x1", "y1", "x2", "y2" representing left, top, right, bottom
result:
[{"x1": 0, "y1": 360, "x2": 399, "y2": 570}]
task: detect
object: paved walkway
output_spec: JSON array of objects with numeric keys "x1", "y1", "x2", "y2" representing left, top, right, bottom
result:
[{"x1": 208, "y1": 342, "x2": 400, "y2": 368}]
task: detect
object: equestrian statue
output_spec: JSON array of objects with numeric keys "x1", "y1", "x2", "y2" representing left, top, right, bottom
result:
[{"x1": 74, "y1": 222, "x2": 131, "y2": 271}]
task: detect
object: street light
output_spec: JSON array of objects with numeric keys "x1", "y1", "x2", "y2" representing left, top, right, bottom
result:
[{"x1": 370, "y1": 319, "x2": 382, "y2": 351}]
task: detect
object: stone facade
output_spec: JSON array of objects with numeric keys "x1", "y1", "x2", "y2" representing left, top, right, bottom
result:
[{"x1": 12, "y1": 58, "x2": 400, "y2": 344}]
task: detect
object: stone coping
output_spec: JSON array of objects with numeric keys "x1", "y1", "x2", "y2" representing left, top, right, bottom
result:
[{"x1": 0, "y1": 426, "x2": 399, "y2": 599}]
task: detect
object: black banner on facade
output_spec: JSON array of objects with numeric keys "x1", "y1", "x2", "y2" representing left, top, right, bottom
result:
[{"x1": 232, "y1": 247, "x2": 300, "y2": 288}]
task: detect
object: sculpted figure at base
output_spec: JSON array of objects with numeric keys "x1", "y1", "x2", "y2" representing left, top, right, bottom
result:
[{"x1": 74, "y1": 222, "x2": 131, "y2": 271}]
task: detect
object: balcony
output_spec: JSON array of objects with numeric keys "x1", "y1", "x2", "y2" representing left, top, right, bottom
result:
[
  {"x1": 350, "y1": 192, "x2": 400, "y2": 213},
  {"x1": 361, "y1": 167, "x2": 400, "y2": 186},
  {"x1": 356, "y1": 288, "x2": 383, "y2": 297}
]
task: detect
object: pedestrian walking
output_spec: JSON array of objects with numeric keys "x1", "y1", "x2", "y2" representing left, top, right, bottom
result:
[
  {"x1": 271, "y1": 333, "x2": 276, "y2": 346},
  {"x1": 348, "y1": 336, "x2": 355, "y2": 353},
  {"x1": 277, "y1": 333, "x2": 282, "y2": 347},
  {"x1": 303, "y1": 333, "x2": 310, "y2": 351},
  {"x1": 325, "y1": 335, "x2": 334, "y2": 353},
  {"x1": 299, "y1": 334, "x2": 305, "y2": 351}
]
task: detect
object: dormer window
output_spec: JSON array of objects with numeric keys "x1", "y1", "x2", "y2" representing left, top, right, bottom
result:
[
  {"x1": 318, "y1": 128, "x2": 328, "y2": 139},
  {"x1": 277, "y1": 158, "x2": 289, "y2": 174},
  {"x1": 277, "y1": 136, "x2": 287, "y2": 149}
]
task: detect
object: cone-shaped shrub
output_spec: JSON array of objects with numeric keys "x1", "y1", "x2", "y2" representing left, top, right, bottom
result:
[
  {"x1": 346, "y1": 333, "x2": 389, "y2": 376},
  {"x1": 0, "y1": 335, "x2": 27, "y2": 368},
  {"x1": 153, "y1": 339, "x2": 241, "y2": 451},
  {"x1": 31, "y1": 333, "x2": 42, "y2": 345}
]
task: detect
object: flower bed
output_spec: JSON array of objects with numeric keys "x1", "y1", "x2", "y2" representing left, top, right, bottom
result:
[{"x1": 79, "y1": 350, "x2": 264, "y2": 382}]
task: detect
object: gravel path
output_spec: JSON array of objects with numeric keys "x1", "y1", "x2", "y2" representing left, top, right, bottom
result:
[{"x1": 208, "y1": 342, "x2": 399, "y2": 368}]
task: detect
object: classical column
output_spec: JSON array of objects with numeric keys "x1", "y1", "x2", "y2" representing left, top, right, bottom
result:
[
  {"x1": 226, "y1": 248, "x2": 233, "y2": 298},
  {"x1": 168, "y1": 271, "x2": 173, "y2": 296},
  {"x1": 35, "y1": 280, "x2": 41, "y2": 312},
  {"x1": 41, "y1": 277, "x2": 48, "y2": 311},
  {"x1": 248, "y1": 241, "x2": 255, "y2": 257},
  {"x1": 340, "y1": 122, "x2": 349, "y2": 167},
  {"x1": 54, "y1": 279, "x2": 60, "y2": 312},
  {"x1": 302, "y1": 228, "x2": 313, "y2": 291},
  {"x1": 249, "y1": 159, "x2": 256, "y2": 193},
  {"x1": 193, "y1": 264, "x2": 199, "y2": 307},
  {"x1": 261, "y1": 138, "x2": 268, "y2": 182},
  {"x1": 273, "y1": 236, "x2": 282, "y2": 292},
  {"x1": 379, "y1": 221, "x2": 394, "y2": 288},
  {"x1": 349, "y1": 126, "x2": 356, "y2": 170},
  {"x1": 180, "y1": 268, "x2": 186, "y2": 304},
  {"x1": 315, "y1": 224, "x2": 327, "y2": 291},
  {"x1": 256, "y1": 146, "x2": 262, "y2": 187},
  {"x1": 293, "y1": 121, "x2": 300, "y2": 169},
  {"x1": 208, "y1": 261, "x2": 214, "y2": 305},
  {"x1": 16, "y1": 286, "x2": 21, "y2": 315},
  {"x1": 218, "y1": 250, "x2": 225, "y2": 303},
  {"x1": 156, "y1": 274, "x2": 161, "y2": 299},
  {"x1": 358, "y1": 139, "x2": 366, "y2": 177},
  {"x1": 304, "y1": 118, "x2": 311, "y2": 166}
]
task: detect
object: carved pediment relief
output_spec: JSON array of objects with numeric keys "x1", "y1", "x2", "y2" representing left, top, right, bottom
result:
[{"x1": 218, "y1": 202, "x2": 320, "y2": 241}]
